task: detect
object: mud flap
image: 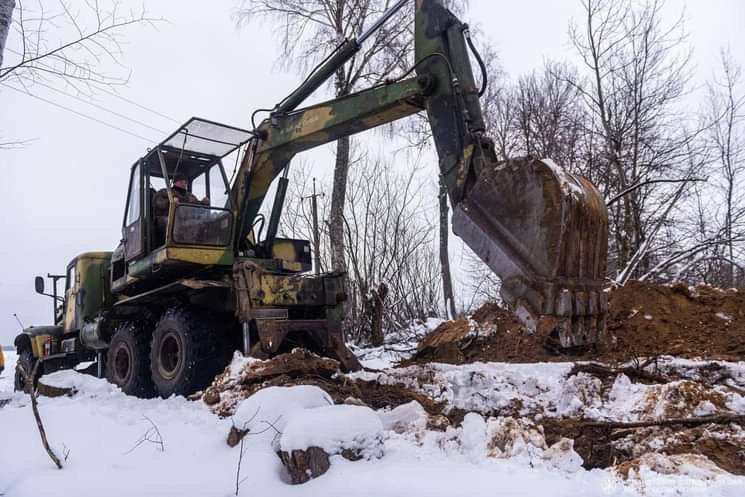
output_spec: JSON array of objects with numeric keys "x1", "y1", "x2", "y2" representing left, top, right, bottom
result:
[{"x1": 253, "y1": 319, "x2": 361, "y2": 372}]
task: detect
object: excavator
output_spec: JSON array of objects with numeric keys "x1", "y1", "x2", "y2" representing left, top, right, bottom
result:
[{"x1": 14, "y1": 0, "x2": 608, "y2": 397}]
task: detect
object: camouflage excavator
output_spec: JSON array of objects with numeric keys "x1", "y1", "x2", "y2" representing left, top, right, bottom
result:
[{"x1": 14, "y1": 0, "x2": 608, "y2": 398}]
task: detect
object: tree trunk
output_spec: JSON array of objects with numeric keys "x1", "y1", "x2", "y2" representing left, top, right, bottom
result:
[
  {"x1": 439, "y1": 176, "x2": 456, "y2": 319},
  {"x1": 370, "y1": 282, "x2": 388, "y2": 347},
  {"x1": 0, "y1": 0, "x2": 14, "y2": 69},
  {"x1": 329, "y1": 134, "x2": 351, "y2": 273},
  {"x1": 329, "y1": 0, "x2": 349, "y2": 275}
]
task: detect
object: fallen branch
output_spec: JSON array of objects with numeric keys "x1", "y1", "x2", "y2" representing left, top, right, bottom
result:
[
  {"x1": 569, "y1": 362, "x2": 669, "y2": 384},
  {"x1": 582, "y1": 414, "x2": 745, "y2": 430},
  {"x1": 18, "y1": 360, "x2": 63, "y2": 469}
]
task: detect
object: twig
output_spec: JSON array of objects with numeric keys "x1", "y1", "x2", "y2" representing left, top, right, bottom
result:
[
  {"x1": 233, "y1": 414, "x2": 282, "y2": 495},
  {"x1": 235, "y1": 432, "x2": 246, "y2": 496},
  {"x1": 18, "y1": 360, "x2": 63, "y2": 469},
  {"x1": 123, "y1": 415, "x2": 165, "y2": 454}
]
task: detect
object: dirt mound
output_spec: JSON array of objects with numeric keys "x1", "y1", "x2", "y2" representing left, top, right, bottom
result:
[
  {"x1": 410, "y1": 282, "x2": 745, "y2": 365},
  {"x1": 608, "y1": 282, "x2": 745, "y2": 360},
  {"x1": 202, "y1": 349, "x2": 444, "y2": 418}
]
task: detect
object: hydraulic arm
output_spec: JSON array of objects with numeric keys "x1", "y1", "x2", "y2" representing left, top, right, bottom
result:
[{"x1": 231, "y1": 0, "x2": 609, "y2": 351}]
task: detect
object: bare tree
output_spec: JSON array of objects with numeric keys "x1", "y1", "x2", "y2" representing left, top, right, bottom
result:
[
  {"x1": 704, "y1": 49, "x2": 745, "y2": 287},
  {"x1": 568, "y1": 0, "x2": 703, "y2": 278},
  {"x1": 0, "y1": 0, "x2": 156, "y2": 89},
  {"x1": 342, "y1": 156, "x2": 439, "y2": 343},
  {"x1": 278, "y1": 157, "x2": 440, "y2": 344},
  {"x1": 0, "y1": 0, "x2": 158, "y2": 146}
]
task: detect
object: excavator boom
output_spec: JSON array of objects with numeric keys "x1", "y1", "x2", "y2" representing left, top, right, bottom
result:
[{"x1": 232, "y1": 0, "x2": 609, "y2": 352}]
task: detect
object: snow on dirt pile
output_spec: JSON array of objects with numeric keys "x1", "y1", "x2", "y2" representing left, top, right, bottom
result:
[
  {"x1": 351, "y1": 355, "x2": 745, "y2": 476},
  {"x1": 203, "y1": 348, "x2": 444, "y2": 419}
]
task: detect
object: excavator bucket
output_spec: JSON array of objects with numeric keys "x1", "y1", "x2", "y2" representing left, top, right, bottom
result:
[
  {"x1": 453, "y1": 152, "x2": 609, "y2": 350},
  {"x1": 416, "y1": 0, "x2": 609, "y2": 351}
]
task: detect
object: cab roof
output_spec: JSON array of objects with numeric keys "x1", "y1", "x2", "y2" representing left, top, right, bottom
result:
[
  {"x1": 143, "y1": 117, "x2": 254, "y2": 180},
  {"x1": 160, "y1": 117, "x2": 254, "y2": 159}
]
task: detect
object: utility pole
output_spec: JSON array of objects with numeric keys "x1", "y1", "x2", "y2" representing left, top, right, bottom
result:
[{"x1": 303, "y1": 178, "x2": 324, "y2": 274}]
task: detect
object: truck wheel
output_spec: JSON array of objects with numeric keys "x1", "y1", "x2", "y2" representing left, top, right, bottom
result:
[
  {"x1": 106, "y1": 323, "x2": 154, "y2": 397},
  {"x1": 14, "y1": 350, "x2": 39, "y2": 393},
  {"x1": 150, "y1": 308, "x2": 224, "y2": 398}
]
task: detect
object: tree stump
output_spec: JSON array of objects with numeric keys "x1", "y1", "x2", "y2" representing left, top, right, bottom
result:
[{"x1": 279, "y1": 447, "x2": 331, "y2": 484}]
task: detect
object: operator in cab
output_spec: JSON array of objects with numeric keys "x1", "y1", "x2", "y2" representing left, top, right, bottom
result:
[
  {"x1": 152, "y1": 173, "x2": 210, "y2": 247},
  {"x1": 154, "y1": 172, "x2": 208, "y2": 215}
]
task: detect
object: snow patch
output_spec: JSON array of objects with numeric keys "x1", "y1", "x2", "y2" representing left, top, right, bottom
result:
[
  {"x1": 280, "y1": 404, "x2": 384, "y2": 459},
  {"x1": 233, "y1": 385, "x2": 332, "y2": 443},
  {"x1": 378, "y1": 400, "x2": 428, "y2": 434},
  {"x1": 40, "y1": 370, "x2": 116, "y2": 397}
]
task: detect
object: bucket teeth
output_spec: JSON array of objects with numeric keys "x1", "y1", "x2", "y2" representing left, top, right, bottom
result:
[{"x1": 453, "y1": 153, "x2": 609, "y2": 352}]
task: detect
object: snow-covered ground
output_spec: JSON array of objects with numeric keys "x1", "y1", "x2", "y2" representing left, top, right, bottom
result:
[{"x1": 1, "y1": 351, "x2": 745, "y2": 497}]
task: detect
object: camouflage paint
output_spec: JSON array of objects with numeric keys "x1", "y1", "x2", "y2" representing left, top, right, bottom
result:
[{"x1": 232, "y1": 77, "x2": 425, "y2": 247}]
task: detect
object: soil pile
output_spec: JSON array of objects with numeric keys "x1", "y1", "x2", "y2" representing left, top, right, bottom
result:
[
  {"x1": 410, "y1": 282, "x2": 745, "y2": 365},
  {"x1": 608, "y1": 282, "x2": 745, "y2": 360}
]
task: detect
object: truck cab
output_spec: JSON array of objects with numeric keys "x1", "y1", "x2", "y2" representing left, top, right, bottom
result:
[
  {"x1": 110, "y1": 118, "x2": 254, "y2": 296},
  {"x1": 13, "y1": 252, "x2": 112, "y2": 390}
]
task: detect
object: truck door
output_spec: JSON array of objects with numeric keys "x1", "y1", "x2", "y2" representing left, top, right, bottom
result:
[{"x1": 123, "y1": 161, "x2": 144, "y2": 261}]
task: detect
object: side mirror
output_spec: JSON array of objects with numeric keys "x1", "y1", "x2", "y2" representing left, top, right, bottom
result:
[{"x1": 35, "y1": 276, "x2": 45, "y2": 294}]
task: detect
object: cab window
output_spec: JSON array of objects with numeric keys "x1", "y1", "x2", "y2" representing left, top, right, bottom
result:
[
  {"x1": 66, "y1": 263, "x2": 76, "y2": 291},
  {"x1": 191, "y1": 173, "x2": 207, "y2": 200},
  {"x1": 126, "y1": 163, "x2": 141, "y2": 226},
  {"x1": 209, "y1": 165, "x2": 229, "y2": 208}
]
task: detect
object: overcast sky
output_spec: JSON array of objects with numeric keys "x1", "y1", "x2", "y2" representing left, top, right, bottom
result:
[{"x1": 0, "y1": 0, "x2": 742, "y2": 345}]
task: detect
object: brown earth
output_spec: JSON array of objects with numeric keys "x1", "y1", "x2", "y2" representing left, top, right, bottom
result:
[{"x1": 410, "y1": 282, "x2": 745, "y2": 365}]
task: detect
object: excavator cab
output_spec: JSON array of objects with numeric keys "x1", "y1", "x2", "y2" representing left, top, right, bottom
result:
[{"x1": 110, "y1": 118, "x2": 253, "y2": 295}]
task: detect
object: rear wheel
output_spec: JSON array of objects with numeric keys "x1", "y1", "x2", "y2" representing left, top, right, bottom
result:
[
  {"x1": 14, "y1": 350, "x2": 39, "y2": 393},
  {"x1": 106, "y1": 323, "x2": 154, "y2": 397},
  {"x1": 150, "y1": 308, "x2": 225, "y2": 398}
]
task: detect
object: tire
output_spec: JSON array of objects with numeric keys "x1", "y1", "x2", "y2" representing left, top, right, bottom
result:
[
  {"x1": 14, "y1": 350, "x2": 39, "y2": 393},
  {"x1": 150, "y1": 308, "x2": 225, "y2": 398},
  {"x1": 106, "y1": 322, "x2": 154, "y2": 397}
]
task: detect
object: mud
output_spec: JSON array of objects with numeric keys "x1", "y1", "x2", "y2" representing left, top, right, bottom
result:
[{"x1": 410, "y1": 282, "x2": 745, "y2": 365}]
